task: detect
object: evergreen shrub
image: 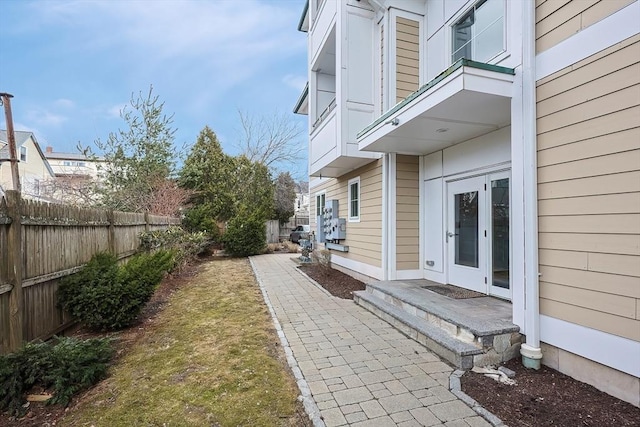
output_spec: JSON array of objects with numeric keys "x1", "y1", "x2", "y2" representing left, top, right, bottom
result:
[
  {"x1": 0, "y1": 337, "x2": 113, "y2": 416},
  {"x1": 58, "y1": 250, "x2": 175, "y2": 331},
  {"x1": 222, "y1": 212, "x2": 267, "y2": 257}
]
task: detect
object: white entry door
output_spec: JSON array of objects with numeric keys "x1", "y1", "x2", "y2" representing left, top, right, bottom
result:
[{"x1": 446, "y1": 176, "x2": 487, "y2": 293}]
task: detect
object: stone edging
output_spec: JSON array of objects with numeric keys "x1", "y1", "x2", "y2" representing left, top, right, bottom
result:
[
  {"x1": 449, "y1": 370, "x2": 507, "y2": 426},
  {"x1": 249, "y1": 257, "x2": 326, "y2": 427}
]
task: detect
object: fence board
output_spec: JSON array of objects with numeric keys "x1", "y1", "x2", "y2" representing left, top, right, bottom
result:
[{"x1": 0, "y1": 191, "x2": 179, "y2": 354}]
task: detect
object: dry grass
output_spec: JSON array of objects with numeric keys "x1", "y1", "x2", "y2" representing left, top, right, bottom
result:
[
  {"x1": 283, "y1": 241, "x2": 299, "y2": 253},
  {"x1": 59, "y1": 258, "x2": 303, "y2": 427}
]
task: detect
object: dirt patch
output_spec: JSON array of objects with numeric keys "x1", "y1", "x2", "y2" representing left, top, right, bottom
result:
[
  {"x1": 298, "y1": 262, "x2": 366, "y2": 299},
  {"x1": 461, "y1": 358, "x2": 640, "y2": 427},
  {"x1": 422, "y1": 283, "x2": 485, "y2": 299}
]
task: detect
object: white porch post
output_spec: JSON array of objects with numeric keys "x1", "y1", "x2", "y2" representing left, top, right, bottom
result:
[{"x1": 520, "y1": 0, "x2": 543, "y2": 369}]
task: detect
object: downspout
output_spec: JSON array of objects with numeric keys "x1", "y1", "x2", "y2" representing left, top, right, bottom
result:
[
  {"x1": 520, "y1": 0, "x2": 543, "y2": 369},
  {"x1": 382, "y1": 152, "x2": 390, "y2": 280}
]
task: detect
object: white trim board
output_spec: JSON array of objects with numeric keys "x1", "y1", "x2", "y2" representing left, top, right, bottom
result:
[
  {"x1": 396, "y1": 269, "x2": 422, "y2": 280},
  {"x1": 331, "y1": 254, "x2": 384, "y2": 281},
  {"x1": 540, "y1": 315, "x2": 640, "y2": 378},
  {"x1": 536, "y1": 1, "x2": 640, "y2": 80}
]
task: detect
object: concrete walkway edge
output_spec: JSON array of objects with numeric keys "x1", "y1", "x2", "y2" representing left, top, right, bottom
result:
[{"x1": 250, "y1": 256, "x2": 326, "y2": 427}]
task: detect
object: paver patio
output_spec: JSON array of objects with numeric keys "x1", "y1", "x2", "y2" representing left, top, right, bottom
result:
[{"x1": 251, "y1": 254, "x2": 490, "y2": 427}]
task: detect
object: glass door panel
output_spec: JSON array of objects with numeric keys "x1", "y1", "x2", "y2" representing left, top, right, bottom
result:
[
  {"x1": 454, "y1": 191, "x2": 479, "y2": 268},
  {"x1": 447, "y1": 176, "x2": 485, "y2": 293},
  {"x1": 489, "y1": 173, "x2": 510, "y2": 299}
]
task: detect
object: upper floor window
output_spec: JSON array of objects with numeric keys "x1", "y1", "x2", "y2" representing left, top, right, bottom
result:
[
  {"x1": 20, "y1": 146, "x2": 27, "y2": 162},
  {"x1": 452, "y1": 0, "x2": 504, "y2": 63},
  {"x1": 348, "y1": 177, "x2": 360, "y2": 222}
]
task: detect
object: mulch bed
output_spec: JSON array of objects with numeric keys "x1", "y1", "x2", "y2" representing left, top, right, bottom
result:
[
  {"x1": 298, "y1": 262, "x2": 366, "y2": 299},
  {"x1": 461, "y1": 358, "x2": 640, "y2": 427}
]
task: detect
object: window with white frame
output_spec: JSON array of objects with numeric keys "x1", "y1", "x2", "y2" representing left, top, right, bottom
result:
[
  {"x1": 20, "y1": 146, "x2": 27, "y2": 162},
  {"x1": 315, "y1": 192, "x2": 326, "y2": 217},
  {"x1": 452, "y1": 0, "x2": 504, "y2": 63},
  {"x1": 348, "y1": 177, "x2": 360, "y2": 222}
]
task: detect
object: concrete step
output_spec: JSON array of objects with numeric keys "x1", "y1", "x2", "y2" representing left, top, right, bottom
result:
[
  {"x1": 354, "y1": 290, "x2": 482, "y2": 369},
  {"x1": 355, "y1": 281, "x2": 523, "y2": 368}
]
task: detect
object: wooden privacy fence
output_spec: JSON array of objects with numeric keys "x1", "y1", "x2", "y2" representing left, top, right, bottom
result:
[{"x1": 0, "y1": 190, "x2": 181, "y2": 354}]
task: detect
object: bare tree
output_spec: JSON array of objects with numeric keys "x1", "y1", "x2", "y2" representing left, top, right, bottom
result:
[
  {"x1": 143, "y1": 178, "x2": 192, "y2": 217},
  {"x1": 234, "y1": 109, "x2": 305, "y2": 173},
  {"x1": 23, "y1": 175, "x2": 100, "y2": 206}
]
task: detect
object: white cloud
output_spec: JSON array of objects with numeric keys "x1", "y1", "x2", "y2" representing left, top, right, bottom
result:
[
  {"x1": 107, "y1": 103, "x2": 127, "y2": 119},
  {"x1": 26, "y1": 108, "x2": 67, "y2": 127},
  {"x1": 54, "y1": 98, "x2": 75, "y2": 109},
  {"x1": 282, "y1": 74, "x2": 307, "y2": 91}
]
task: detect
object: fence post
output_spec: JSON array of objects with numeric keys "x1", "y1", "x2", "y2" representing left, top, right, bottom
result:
[
  {"x1": 107, "y1": 210, "x2": 116, "y2": 255},
  {"x1": 5, "y1": 190, "x2": 23, "y2": 352},
  {"x1": 144, "y1": 211, "x2": 150, "y2": 232}
]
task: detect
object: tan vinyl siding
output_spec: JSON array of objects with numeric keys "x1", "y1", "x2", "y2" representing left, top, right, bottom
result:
[
  {"x1": 536, "y1": 37, "x2": 640, "y2": 341},
  {"x1": 396, "y1": 155, "x2": 419, "y2": 270},
  {"x1": 536, "y1": 0, "x2": 636, "y2": 53},
  {"x1": 396, "y1": 17, "x2": 419, "y2": 103},
  {"x1": 310, "y1": 160, "x2": 383, "y2": 268}
]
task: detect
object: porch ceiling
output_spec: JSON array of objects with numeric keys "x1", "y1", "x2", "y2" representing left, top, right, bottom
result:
[{"x1": 358, "y1": 59, "x2": 515, "y2": 155}]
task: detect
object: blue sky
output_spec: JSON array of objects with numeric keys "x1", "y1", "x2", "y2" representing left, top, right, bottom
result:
[{"x1": 0, "y1": 0, "x2": 309, "y2": 178}]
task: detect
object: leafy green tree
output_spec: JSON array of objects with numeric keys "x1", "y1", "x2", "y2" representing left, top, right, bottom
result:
[
  {"x1": 274, "y1": 172, "x2": 296, "y2": 225},
  {"x1": 94, "y1": 86, "x2": 177, "y2": 212},
  {"x1": 180, "y1": 128, "x2": 275, "y2": 229},
  {"x1": 179, "y1": 126, "x2": 236, "y2": 223},
  {"x1": 234, "y1": 155, "x2": 274, "y2": 221}
]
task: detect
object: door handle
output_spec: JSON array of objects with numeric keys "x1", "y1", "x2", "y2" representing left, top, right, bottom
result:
[{"x1": 446, "y1": 231, "x2": 457, "y2": 242}]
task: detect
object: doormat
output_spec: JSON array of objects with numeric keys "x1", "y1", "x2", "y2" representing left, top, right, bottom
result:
[{"x1": 422, "y1": 284, "x2": 485, "y2": 299}]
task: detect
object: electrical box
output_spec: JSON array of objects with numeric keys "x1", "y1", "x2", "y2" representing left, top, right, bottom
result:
[
  {"x1": 322, "y1": 200, "x2": 346, "y2": 242},
  {"x1": 326, "y1": 218, "x2": 346, "y2": 241}
]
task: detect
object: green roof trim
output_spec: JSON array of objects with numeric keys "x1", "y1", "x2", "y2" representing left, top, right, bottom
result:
[
  {"x1": 357, "y1": 59, "x2": 515, "y2": 139},
  {"x1": 298, "y1": 0, "x2": 309, "y2": 32},
  {"x1": 293, "y1": 82, "x2": 309, "y2": 114}
]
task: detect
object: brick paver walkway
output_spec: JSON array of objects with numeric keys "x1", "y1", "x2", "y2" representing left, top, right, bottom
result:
[{"x1": 251, "y1": 254, "x2": 490, "y2": 427}]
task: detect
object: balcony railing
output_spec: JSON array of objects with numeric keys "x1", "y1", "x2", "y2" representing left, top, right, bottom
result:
[{"x1": 312, "y1": 97, "x2": 336, "y2": 131}]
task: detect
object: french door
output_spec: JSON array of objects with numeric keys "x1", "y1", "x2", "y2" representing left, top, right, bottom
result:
[{"x1": 446, "y1": 172, "x2": 510, "y2": 298}]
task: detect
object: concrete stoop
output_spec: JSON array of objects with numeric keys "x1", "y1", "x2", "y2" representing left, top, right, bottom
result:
[{"x1": 354, "y1": 281, "x2": 523, "y2": 369}]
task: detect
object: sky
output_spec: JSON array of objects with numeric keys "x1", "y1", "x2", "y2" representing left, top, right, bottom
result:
[{"x1": 0, "y1": 0, "x2": 309, "y2": 179}]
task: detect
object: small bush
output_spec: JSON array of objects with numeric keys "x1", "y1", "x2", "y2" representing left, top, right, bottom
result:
[
  {"x1": 222, "y1": 213, "x2": 267, "y2": 257},
  {"x1": 182, "y1": 204, "x2": 221, "y2": 240},
  {"x1": 139, "y1": 227, "x2": 212, "y2": 266},
  {"x1": 312, "y1": 249, "x2": 332, "y2": 268},
  {"x1": 0, "y1": 337, "x2": 113, "y2": 416},
  {"x1": 58, "y1": 250, "x2": 175, "y2": 331}
]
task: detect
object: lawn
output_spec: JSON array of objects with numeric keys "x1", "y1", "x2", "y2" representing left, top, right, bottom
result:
[{"x1": 59, "y1": 257, "x2": 305, "y2": 427}]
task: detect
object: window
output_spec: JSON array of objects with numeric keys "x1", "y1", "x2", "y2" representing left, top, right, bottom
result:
[
  {"x1": 348, "y1": 177, "x2": 360, "y2": 222},
  {"x1": 20, "y1": 146, "x2": 27, "y2": 162},
  {"x1": 315, "y1": 192, "x2": 325, "y2": 217},
  {"x1": 452, "y1": 0, "x2": 504, "y2": 63}
]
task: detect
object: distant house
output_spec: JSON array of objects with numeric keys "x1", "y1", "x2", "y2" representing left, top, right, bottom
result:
[
  {"x1": 0, "y1": 130, "x2": 55, "y2": 199},
  {"x1": 44, "y1": 146, "x2": 104, "y2": 180},
  {"x1": 294, "y1": 181, "x2": 310, "y2": 216},
  {"x1": 43, "y1": 147, "x2": 105, "y2": 205}
]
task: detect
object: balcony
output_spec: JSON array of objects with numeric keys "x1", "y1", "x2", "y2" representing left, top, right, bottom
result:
[{"x1": 358, "y1": 59, "x2": 515, "y2": 155}]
